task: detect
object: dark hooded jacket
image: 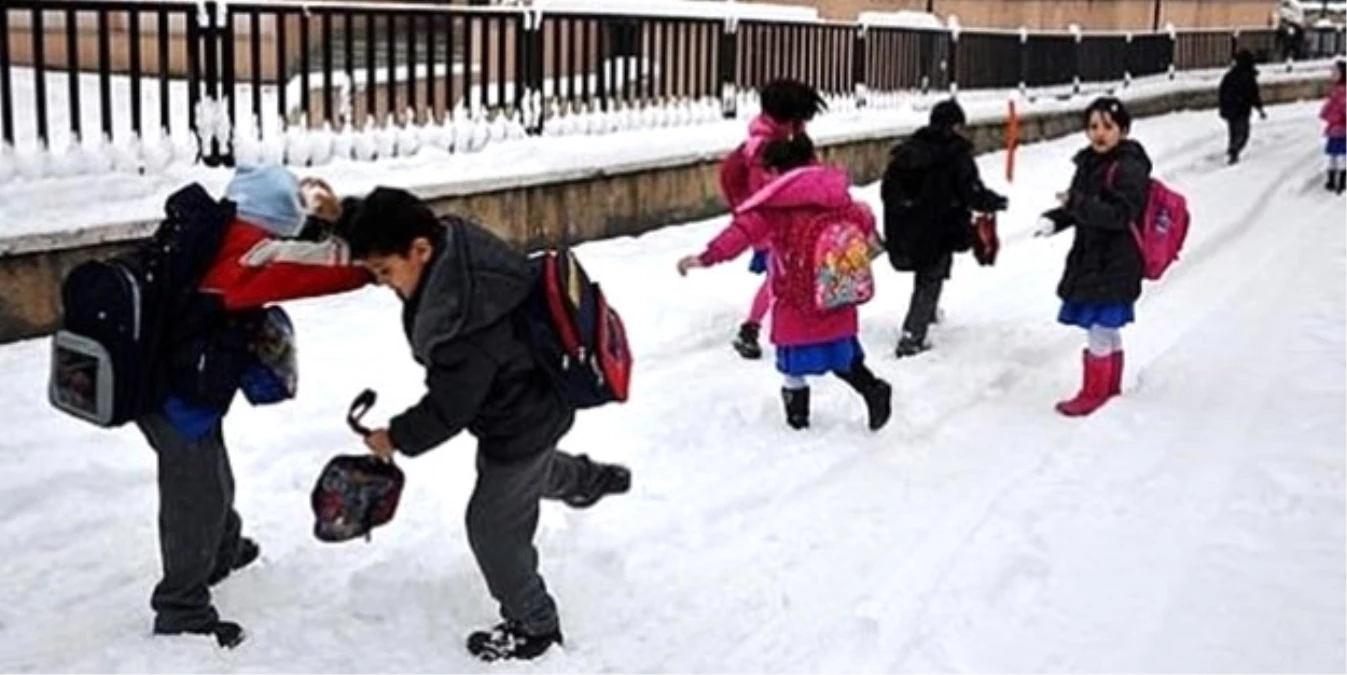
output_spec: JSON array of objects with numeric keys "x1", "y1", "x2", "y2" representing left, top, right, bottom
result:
[
  {"x1": 880, "y1": 126, "x2": 1006, "y2": 271},
  {"x1": 1219, "y1": 54, "x2": 1264, "y2": 121},
  {"x1": 1049, "y1": 139, "x2": 1152, "y2": 305},
  {"x1": 387, "y1": 217, "x2": 574, "y2": 461}
]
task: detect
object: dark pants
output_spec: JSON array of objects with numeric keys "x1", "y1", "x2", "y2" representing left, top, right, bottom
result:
[
  {"x1": 465, "y1": 449, "x2": 597, "y2": 635},
  {"x1": 136, "y1": 412, "x2": 242, "y2": 633},
  {"x1": 1227, "y1": 117, "x2": 1251, "y2": 161},
  {"x1": 902, "y1": 253, "x2": 952, "y2": 342}
]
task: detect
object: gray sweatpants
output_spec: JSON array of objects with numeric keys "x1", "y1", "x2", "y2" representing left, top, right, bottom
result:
[
  {"x1": 902, "y1": 253, "x2": 953, "y2": 342},
  {"x1": 136, "y1": 412, "x2": 242, "y2": 633},
  {"x1": 466, "y1": 448, "x2": 596, "y2": 635}
]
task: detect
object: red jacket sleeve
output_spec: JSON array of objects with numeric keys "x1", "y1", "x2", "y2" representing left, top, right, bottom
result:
[
  {"x1": 200, "y1": 221, "x2": 371, "y2": 311},
  {"x1": 718, "y1": 143, "x2": 752, "y2": 208}
]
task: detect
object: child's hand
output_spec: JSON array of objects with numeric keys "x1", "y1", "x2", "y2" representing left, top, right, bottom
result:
[
  {"x1": 1055, "y1": 191, "x2": 1070, "y2": 206},
  {"x1": 677, "y1": 255, "x2": 704, "y2": 276},
  {"x1": 300, "y1": 177, "x2": 341, "y2": 222},
  {"x1": 365, "y1": 428, "x2": 396, "y2": 460}
]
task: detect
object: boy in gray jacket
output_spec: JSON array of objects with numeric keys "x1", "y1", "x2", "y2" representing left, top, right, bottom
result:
[{"x1": 340, "y1": 187, "x2": 630, "y2": 662}]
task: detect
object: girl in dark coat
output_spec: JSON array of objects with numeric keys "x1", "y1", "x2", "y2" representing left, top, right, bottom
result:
[{"x1": 1036, "y1": 97, "x2": 1152, "y2": 417}]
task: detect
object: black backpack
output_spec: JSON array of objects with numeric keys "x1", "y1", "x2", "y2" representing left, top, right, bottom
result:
[{"x1": 48, "y1": 184, "x2": 233, "y2": 427}]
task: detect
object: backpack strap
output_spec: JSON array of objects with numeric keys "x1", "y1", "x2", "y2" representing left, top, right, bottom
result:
[{"x1": 1102, "y1": 161, "x2": 1147, "y2": 254}]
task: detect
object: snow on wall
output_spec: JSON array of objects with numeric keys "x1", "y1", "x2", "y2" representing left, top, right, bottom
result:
[
  {"x1": 857, "y1": 11, "x2": 946, "y2": 31},
  {"x1": 531, "y1": 0, "x2": 819, "y2": 23}
]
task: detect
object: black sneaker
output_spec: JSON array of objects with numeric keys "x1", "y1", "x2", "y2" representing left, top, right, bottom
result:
[
  {"x1": 733, "y1": 322, "x2": 763, "y2": 360},
  {"x1": 155, "y1": 620, "x2": 246, "y2": 649},
  {"x1": 895, "y1": 333, "x2": 930, "y2": 359},
  {"x1": 863, "y1": 379, "x2": 893, "y2": 432},
  {"x1": 209, "y1": 537, "x2": 260, "y2": 586},
  {"x1": 466, "y1": 622, "x2": 563, "y2": 662},
  {"x1": 564, "y1": 459, "x2": 631, "y2": 509}
]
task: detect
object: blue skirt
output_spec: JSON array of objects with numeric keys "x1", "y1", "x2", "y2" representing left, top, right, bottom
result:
[
  {"x1": 776, "y1": 337, "x2": 862, "y2": 376},
  {"x1": 748, "y1": 250, "x2": 769, "y2": 275},
  {"x1": 1326, "y1": 136, "x2": 1346, "y2": 157},
  {"x1": 1058, "y1": 302, "x2": 1134, "y2": 329}
]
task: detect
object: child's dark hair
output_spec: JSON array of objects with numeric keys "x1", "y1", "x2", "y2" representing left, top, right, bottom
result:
[
  {"x1": 342, "y1": 187, "x2": 443, "y2": 259},
  {"x1": 759, "y1": 79, "x2": 828, "y2": 124},
  {"x1": 1083, "y1": 96, "x2": 1132, "y2": 133},
  {"x1": 761, "y1": 133, "x2": 816, "y2": 173},
  {"x1": 1336, "y1": 59, "x2": 1346, "y2": 84}
]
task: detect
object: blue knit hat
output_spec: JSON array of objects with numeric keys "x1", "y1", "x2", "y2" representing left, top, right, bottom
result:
[{"x1": 225, "y1": 163, "x2": 305, "y2": 238}]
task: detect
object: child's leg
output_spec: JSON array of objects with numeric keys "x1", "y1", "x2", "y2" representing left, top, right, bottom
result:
[
  {"x1": 466, "y1": 451, "x2": 561, "y2": 637},
  {"x1": 748, "y1": 278, "x2": 772, "y2": 324},
  {"x1": 833, "y1": 354, "x2": 893, "y2": 431},
  {"x1": 1086, "y1": 324, "x2": 1119, "y2": 356},
  {"x1": 783, "y1": 374, "x2": 807, "y2": 390},
  {"x1": 137, "y1": 413, "x2": 233, "y2": 634},
  {"x1": 781, "y1": 374, "x2": 810, "y2": 429},
  {"x1": 543, "y1": 451, "x2": 631, "y2": 509}
]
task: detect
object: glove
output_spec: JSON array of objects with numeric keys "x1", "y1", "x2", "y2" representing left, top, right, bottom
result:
[{"x1": 1035, "y1": 207, "x2": 1073, "y2": 237}]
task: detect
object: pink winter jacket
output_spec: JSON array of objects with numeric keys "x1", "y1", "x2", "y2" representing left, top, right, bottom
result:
[
  {"x1": 1321, "y1": 83, "x2": 1346, "y2": 138},
  {"x1": 699, "y1": 165, "x2": 876, "y2": 347}
]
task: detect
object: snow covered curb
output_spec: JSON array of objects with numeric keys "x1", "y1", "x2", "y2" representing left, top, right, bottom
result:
[{"x1": 0, "y1": 62, "x2": 1336, "y2": 258}]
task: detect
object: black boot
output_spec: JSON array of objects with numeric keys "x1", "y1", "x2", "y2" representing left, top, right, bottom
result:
[
  {"x1": 895, "y1": 332, "x2": 930, "y2": 359},
  {"x1": 155, "y1": 620, "x2": 246, "y2": 649},
  {"x1": 1327, "y1": 170, "x2": 1337, "y2": 192},
  {"x1": 836, "y1": 363, "x2": 893, "y2": 431},
  {"x1": 1336, "y1": 170, "x2": 1346, "y2": 195},
  {"x1": 563, "y1": 457, "x2": 631, "y2": 509},
  {"x1": 781, "y1": 387, "x2": 810, "y2": 430},
  {"x1": 208, "y1": 537, "x2": 260, "y2": 586},
  {"x1": 733, "y1": 322, "x2": 763, "y2": 360}
]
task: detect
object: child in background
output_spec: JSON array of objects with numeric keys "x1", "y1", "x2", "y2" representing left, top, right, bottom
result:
[
  {"x1": 719, "y1": 79, "x2": 828, "y2": 360},
  {"x1": 1320, "y1": 60, "x2": 1346, "y2": 194},
  {"x1": 683, "y1": 133, "x2": 892, "y2": 431}
]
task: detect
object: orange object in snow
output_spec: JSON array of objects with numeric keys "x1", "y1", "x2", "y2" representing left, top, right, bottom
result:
[{"x1": 1006, "y1": 99, "x2": 1020, "y2": 183}]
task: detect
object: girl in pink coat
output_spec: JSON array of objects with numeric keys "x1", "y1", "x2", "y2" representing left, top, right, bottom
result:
[
  {"x1": 1320, "y1": 60, "x2": 1346, "y2": 194},
  {"x1": 718, "y1": 79, "x2": 828, "y2": 361},
  {"x1": 683, "y1": 133, "x2": 892, "y2": 431}
]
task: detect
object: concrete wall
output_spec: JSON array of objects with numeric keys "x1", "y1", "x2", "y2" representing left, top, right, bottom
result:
[{"x1": 0, "y1": 75, "x2": 1329, "y2": 344}]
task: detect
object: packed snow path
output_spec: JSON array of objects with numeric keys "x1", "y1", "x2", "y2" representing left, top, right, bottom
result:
[{"x1": 0, "y1": 101, "x2": 1342, "y2": 673}]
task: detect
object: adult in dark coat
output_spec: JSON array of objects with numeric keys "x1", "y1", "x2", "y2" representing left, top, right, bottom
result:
[
  {"x1": 1218, "y1": 50, "x2": 1267, "y2": 164},
  {"x1": 341, "y1": 188, "x2": 631, "y2": 662},
  {"x1": 1036, "y1": 97, "x2": 1152, "y2": 417},
  {"x1": 880, "y1": 99, "x2": 1007, "y2": 357}
]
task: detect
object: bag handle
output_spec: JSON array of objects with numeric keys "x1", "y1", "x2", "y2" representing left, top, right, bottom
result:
[{"x1": 346, "y1": 389, "x2": 377, "y2": 438}]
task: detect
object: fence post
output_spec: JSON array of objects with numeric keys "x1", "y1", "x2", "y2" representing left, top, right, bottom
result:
[
  {"x1": 719, "y1": 15, "x2": 739, "y2": 118},
  {"x1": 1166, "y1": 23, "x2": 1177, "y2": 80},
  {"x1": 199, "y1": 2, "x2": 224, "y2": 167},
  {"x1": 1018, "y1": 26, "x2": 1028, "y2": 96},
  {"x1": 853, "y1": 24, "x2": 868, "y2": 109},
  {"x1": 1124, "y1": 32, "x2": 1133, "y2": 87},
  {"x1": 1069, "y1": 23, "x2": 1082, "y2": 96},
  {"x1": 947, "y1": 16, "x2": 961, "y2": 96},
  {"x1": 1231, "y1": 29, "x2": 1240, "y2": 62},
  {"x1": 524, "y1": 9, "x2": 546, "y2": 135}
]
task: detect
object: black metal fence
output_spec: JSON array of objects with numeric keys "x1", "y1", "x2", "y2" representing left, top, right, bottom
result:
[{"x1": 2, "y1": 0, "x2": 1343, "y2": 168}]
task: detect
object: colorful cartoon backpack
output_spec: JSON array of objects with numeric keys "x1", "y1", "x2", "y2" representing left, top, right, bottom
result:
[
  {"x1": 776, "y1": 202, "x2": 883, "y2": 311},
  {"x1": 311, "y1": 390, "x2": 405, "y2": 543}
]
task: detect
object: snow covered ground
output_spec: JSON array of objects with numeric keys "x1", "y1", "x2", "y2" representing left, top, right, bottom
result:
[{"x1": 0, "y1": 101, "x2": 1342, "y2": 673}]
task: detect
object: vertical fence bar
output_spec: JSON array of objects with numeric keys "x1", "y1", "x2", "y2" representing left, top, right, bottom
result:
[
  {"x1": 221, "y1": 7, "x2": 236, "y2": 163},
  {"x1": 595, "y1": 18, "x2": 607, "y2": 111},
  {"x1": 322, "y1": 10, "x2": 333, "y2": 126},
  {"x1": 97, "y1": 6, "x2": 113, "y2": 143},
  {"x1": 719, "y1": 17, "x2": 737, "y2": 117},
  {"x1": 158, "y1": 9, "x2": 170, "y2": 133},
  {"x1": 365, "y1": 12, "x2": 376, "y2": 125},
  {"x1": 32, "y1": 7, "x2": 47, "y2": 147},
  {"x1": 129, "y1": 6, "x2": 143, "y2": 138},
  {"x1": 580, "y1": 18, "x2": 591, "y2": 107},
  {"x1": 250, "y1": 10, "x2": 262, "y2": 125},
  {"x1": 463, "y1": 15, "x2": 475, "y2": 110},
  {"x1": 853, "y1": 25, "x2": 867, "y2": 106},
  {"x1": 385, "y1": 11, "x2": 396, "y2": 119},
  {"x1": 0, "y1": 7, "x2": 11, "y2": 146},
  {"x1": 298, "y1": 7, "x2": 310, "y2": 126},
  {"x1": 497, "y1": 15, "x2": 508, "y2": 111},
  {"x1": 427, "y1": 12, "x2": 438, "y2": 120},
  {"x1": 406, "y1": 12, "x2": 417, "y2": 120},
  {"x1": 276, "y1": 11, "x2": 288, "y2": 122},
  {"x1": 201, "y1": 3, "x2": 218, "y2": 162},
  {"x1": 445, "y1": 12, "x2": 456, "y2": 114},
  {"x1": 343, "y1": 11, "x2": 353, "y2": 125},
  {"x1": 65, "y1": 7, "x2": 81, "y2": 142},
  {"x1": 186, "y1": 5, "x2": 202, "y2": 158}
]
